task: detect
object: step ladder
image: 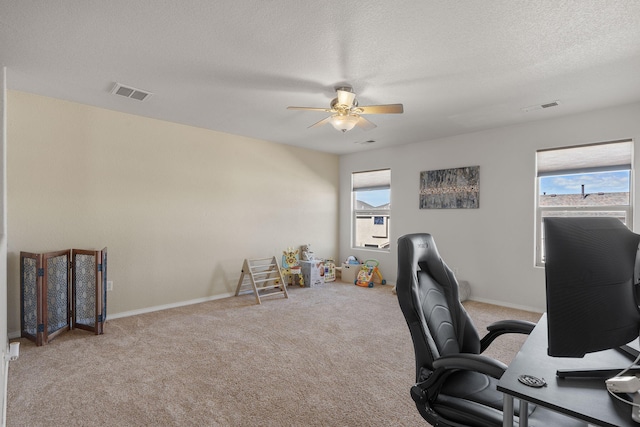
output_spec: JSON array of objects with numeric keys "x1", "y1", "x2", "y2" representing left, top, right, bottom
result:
[{"x1": 235, "y1": 257, "x2": 288, "y2": 304}]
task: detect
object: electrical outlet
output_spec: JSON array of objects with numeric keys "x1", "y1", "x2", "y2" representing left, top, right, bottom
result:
[{"x1": 106, "y1": 281, "x2": 113, "y2": 291}]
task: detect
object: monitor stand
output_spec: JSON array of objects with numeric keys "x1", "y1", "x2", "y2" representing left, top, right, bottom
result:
[{"x1": 557, "y1": 345, "x2": 640, "y2": 379}]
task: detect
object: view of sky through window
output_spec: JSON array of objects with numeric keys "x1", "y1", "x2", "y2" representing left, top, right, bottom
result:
[
  {"x1": 356, "y1": 189, "x2": 390, "y2": 207},
  {"x1": 539, "y1": 170, "x2": 630, "y2": 195}
]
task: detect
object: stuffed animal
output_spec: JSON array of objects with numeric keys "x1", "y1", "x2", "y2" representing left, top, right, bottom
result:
[{"x1": 301, "y1": 244, "x2": 314, "y2": 261}]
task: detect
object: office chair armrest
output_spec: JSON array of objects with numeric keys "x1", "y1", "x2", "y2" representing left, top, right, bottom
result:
[
  {"x1": 432, "y1": 353, "x2": 508, "y2": 379},
  {"x1": 480, "y1": 319, "x2": 536, "y2": 353}
]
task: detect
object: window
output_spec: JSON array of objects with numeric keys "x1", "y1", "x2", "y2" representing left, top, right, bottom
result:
[
  {"x1": 535, "y1": 139, "x2": 633, "y2": 266},
  {"x1": 352, "y1": 169, "x2": 391, "y2": 250}
]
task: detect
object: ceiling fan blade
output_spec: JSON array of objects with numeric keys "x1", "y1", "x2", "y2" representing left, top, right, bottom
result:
[
  {"x1": 308, "y1": 116, "x2": 332, "y2": 128},
  {"x1": 357, "y1": 104, "x2": 404, "y2": 114},
  {"x1": 355, "y1": 116, "x2": 377, "y2": 130},
  {"x1": 287, "y1": 106, "x2": 334, "y2": 112},
  {"x1": 336, "y1": 89, "x2": 356, "y2": 106}
]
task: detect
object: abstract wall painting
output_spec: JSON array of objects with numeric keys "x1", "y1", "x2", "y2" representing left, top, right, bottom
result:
[{"x1": 419, "y1": 166, "x2": 480, "y2": 209}]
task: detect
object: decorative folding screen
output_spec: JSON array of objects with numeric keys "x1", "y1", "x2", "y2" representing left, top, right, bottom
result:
[{"x1": 20, "y1": 248, "x2": 107, "y2": 346}]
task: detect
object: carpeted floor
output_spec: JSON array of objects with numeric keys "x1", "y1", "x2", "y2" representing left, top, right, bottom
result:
[{"x1": 6, "y1": 281, "x2": 541, "y2": 426}]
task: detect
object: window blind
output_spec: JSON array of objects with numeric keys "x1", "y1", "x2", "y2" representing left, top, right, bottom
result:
[
  {"x1": 352, "y1": 169, "x2": 391, "y2": 191},
  {"x1": 537, "y1": 139, "x2": 632, "y2": 177}
]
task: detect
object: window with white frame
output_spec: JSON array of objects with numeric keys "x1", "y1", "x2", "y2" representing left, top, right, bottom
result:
[
  {"x1": 535, "y1": 139, "x2": 633, "y2": 266},
  {"x1": 352, "y1": 169, "x2": 391, "y2": 250}
]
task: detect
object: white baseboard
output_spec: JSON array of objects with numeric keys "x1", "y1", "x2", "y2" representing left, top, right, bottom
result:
[
  {"x1": 8, "y1": 291, "x2": 237, "y2": 339},
  {"x1": 106, "y1": 291, "x2": 236, "y2": 320}
]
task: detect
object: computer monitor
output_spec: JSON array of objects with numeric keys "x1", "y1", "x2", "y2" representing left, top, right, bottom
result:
[{"x1": 544, "y1": 217, "x2": 640, "y2": 358}]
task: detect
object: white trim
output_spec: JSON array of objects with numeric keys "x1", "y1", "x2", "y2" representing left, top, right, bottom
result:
[
  {"x1": 1, "y1": 66, "x2": 8, "y2": 427},
  {"x1": 106, "y1": 292, "x2": 236, "y2": 320},
  {"x1": 8, "y1": 292, "x2": 237, "y2": 338}
]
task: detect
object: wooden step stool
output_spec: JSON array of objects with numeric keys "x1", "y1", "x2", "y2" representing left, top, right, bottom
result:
[{"x1": 235, "y1": 257, "x2": 288, "y2": 304}]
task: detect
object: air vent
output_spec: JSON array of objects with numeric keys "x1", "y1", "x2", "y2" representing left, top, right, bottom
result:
[
  {"x1": 521, "y1": 100, "x2": 561, "y2": 113},
  {"x1": 110, "y1": 83, "x2": 152, "y2": 101},
  {"x1": 541, "y1": 101, "x2": 560, "y2": 109}
]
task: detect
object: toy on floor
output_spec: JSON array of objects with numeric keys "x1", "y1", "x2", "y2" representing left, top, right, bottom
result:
[
  {"x1": 324, "y1": 259, "x2": 336, "y2": 282},
  {"x1": 301, "y1": 243, "x2": 314, "y2": 261},
  {"x1": 281, "y1": 247, "x2": 304, "y2": 287},
  {"x1": 355, "y1": 259, "x2": 386, "y2": 288}
]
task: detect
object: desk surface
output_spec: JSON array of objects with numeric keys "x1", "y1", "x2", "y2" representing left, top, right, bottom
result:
[{"x1": 497, "y1": 314, "x2": 637, "y2": 427}]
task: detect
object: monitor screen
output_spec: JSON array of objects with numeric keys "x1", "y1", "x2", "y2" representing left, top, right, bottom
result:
[{"x1": 544, "y1": 217, "x2": 640, "y2": 357}]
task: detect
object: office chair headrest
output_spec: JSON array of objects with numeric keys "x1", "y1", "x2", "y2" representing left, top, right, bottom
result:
[{"x1": 397, "y1": 233, "x2": 456, "y2": 293}]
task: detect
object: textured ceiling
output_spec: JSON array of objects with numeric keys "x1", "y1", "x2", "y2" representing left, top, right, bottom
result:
[{"x1": 2, "y1": 1, "x2": 640, "y2": 154}]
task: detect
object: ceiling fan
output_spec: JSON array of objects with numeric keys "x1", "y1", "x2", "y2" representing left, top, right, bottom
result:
[{"x1": 287, "y1": 86, "x2": 403, "y2": 133}]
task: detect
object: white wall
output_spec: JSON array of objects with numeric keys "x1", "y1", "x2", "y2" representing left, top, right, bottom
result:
[
  {"x1": 6, "y1": 91, "x2": 340, "y2": 335},
  {"x1": 340, "y1": 102, "x2": 640, "y2": 312}
]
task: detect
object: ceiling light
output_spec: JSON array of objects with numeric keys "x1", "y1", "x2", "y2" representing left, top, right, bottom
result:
[{"x1": 330, "y1": 114, "x2": 359, "y2": 132}]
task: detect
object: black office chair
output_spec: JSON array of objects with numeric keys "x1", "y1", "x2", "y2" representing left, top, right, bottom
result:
[{"x1": 396, "y1": 233, "x2": 586, "y2": 426}]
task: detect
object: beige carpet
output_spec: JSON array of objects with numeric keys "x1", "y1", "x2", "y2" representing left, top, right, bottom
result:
[{"x1": 6, "y1": 282, "x2": 541, "y2": 426}]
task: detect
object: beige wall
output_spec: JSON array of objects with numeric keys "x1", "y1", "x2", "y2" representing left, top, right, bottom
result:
[{"x1": 6, "y1": 91, "x2": 339, "y2": 334}]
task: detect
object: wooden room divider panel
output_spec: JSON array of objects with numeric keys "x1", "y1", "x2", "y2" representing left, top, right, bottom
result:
[
  {"x1": 101, "y1": 247, "x2": 107, "y2": 330},
  {"x1": 42, "y1": 250, "x2": 72, "y2": 344},
  {"x1": 72, "y1": 248, "x2": 107, "y2": 335},
  {"x1": 20, "y1": 252, "x2": 43, "y2": 346},
  {"x1": 20, "y1": 248, "x2": 107, "y2": 346}
]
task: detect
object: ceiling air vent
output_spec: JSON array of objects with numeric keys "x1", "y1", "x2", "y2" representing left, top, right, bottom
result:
[
  {"x1": 540, "y1": 101, "x2": 560, "y2": 109},
  {"x1": 521, "y1": 100, "x2": 561, "y2": 113},
  {"x1": 110, "y1": 83, "x2": 152, "y2": 101}
]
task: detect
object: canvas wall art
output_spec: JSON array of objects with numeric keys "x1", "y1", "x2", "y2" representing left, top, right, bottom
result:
[{"x1": 419, "y1": 166, "x2": 479, "y2": 209}]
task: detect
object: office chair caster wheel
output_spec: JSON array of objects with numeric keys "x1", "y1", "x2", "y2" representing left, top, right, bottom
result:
[
  {"x1": 381, "y1": 279, "x2": 386, "y2": 285},
  {"x1": 368, "y1": 282, "x2": 374, "y2": 288}
]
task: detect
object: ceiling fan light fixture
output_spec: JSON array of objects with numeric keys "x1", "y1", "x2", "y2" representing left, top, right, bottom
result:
[
  {"x1": 330, "y1": 114, "x2": 359, "y2": 132},
  {"x1": 287, "y1": 86, "x2": 402, "y2": 132}
]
